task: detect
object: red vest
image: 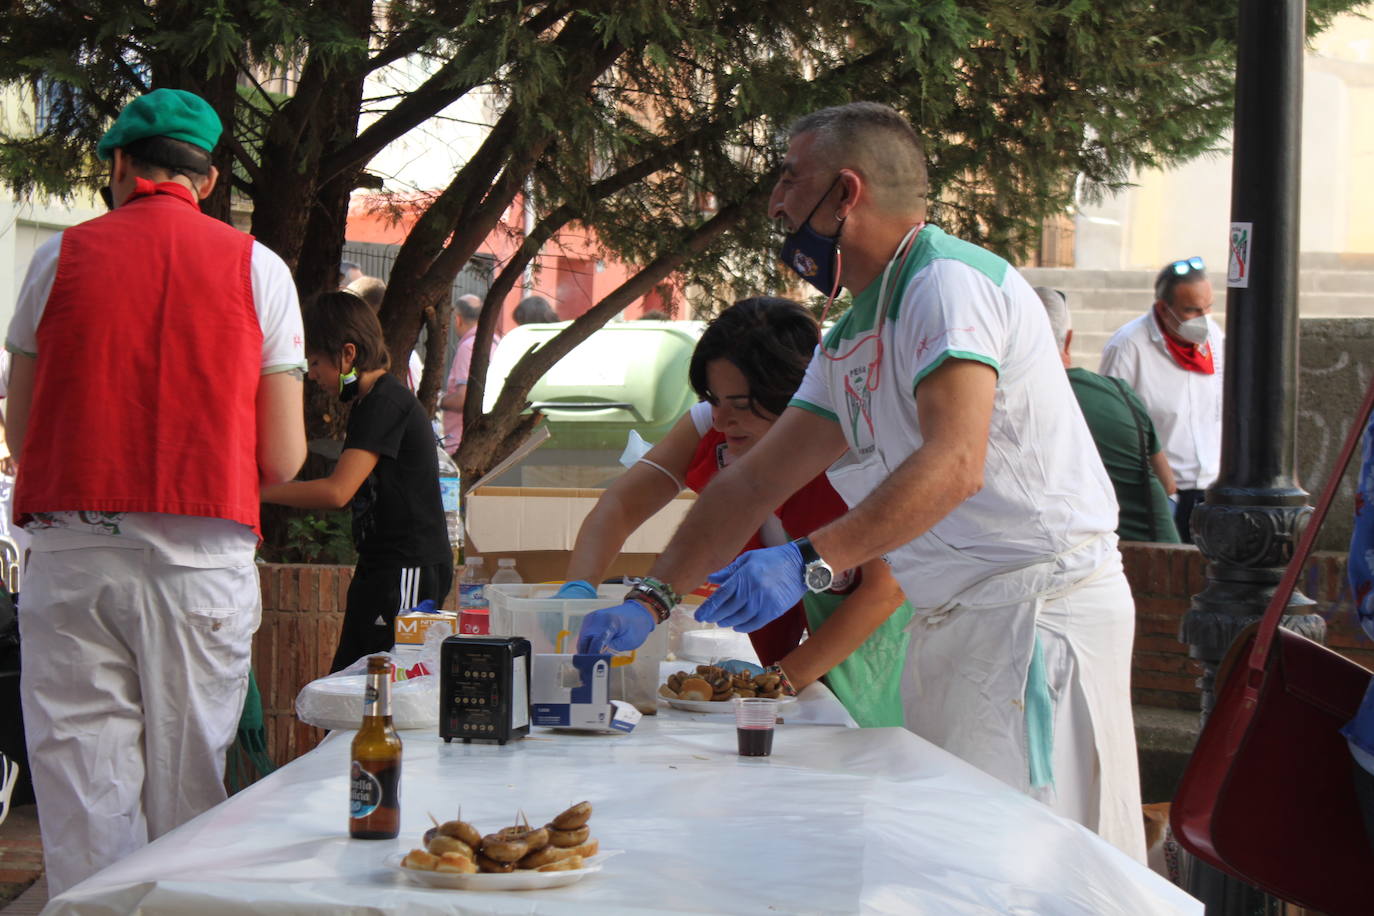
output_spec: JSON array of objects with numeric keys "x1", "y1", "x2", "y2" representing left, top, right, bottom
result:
[{"x1": 15, "y1": 180, "x2": 264, "y2": 534}]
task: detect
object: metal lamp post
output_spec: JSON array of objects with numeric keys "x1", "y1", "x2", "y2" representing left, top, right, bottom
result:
[{"x1": 1180, "y1": 0, "x2": 1326, "y2": 912}]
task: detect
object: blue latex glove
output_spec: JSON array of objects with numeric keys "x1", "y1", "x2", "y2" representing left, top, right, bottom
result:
[
  {"x1": 718, "y1": 658, "x2": 766, "y2": 677},
  {"x1": 576, "y1": 600, "x2": 656, "y2": 654},
  {"x1": 694, "y1": 542, "x2": 806, "y2": 633},
  {"x1": 554, "y1": 580, "x2": 599, "y2": 599}
]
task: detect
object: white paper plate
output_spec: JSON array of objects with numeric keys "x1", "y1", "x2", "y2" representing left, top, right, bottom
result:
[
  {"x1": 659, "y1": 695, "x2": 797, "y2": 715},
  {"x1": 387, "y1": 850, "x2": 621, "y2": 891}
]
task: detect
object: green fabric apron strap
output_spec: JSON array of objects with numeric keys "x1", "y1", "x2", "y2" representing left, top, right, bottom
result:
[
  {"x1": 227, "y1": 668, "x2": 276, "y2": 793},
  {"x1": 1025, "y1": 632, "x2": 1054, "y2": 789},
  {"x1": 801, "y1": 590, "x2": 913, "y2": 728}
]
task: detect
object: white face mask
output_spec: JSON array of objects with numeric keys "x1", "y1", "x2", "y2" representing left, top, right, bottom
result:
[{"x1": 1169, "y1": 308, "x2": 1210, "y2": 345}]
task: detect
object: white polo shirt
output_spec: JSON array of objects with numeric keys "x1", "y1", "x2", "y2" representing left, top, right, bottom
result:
[
  {"x1": 790, "y1": 225, "x2": 1117, "y2": 609},
  {"x1": 1098, "y1": 311, "x2": 1224, "y2": 491}
]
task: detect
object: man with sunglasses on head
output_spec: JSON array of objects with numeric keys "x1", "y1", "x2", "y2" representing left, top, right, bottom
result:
[
  {"x1": 1100, "y1": 257, "x2": 1224, "y2": 544},
  {"x1": 576, "y1": 102, "x2": 1146, "y2": 862},
  {"x1": 4, "y1": 88, "x2": 306, "y2": 894}
]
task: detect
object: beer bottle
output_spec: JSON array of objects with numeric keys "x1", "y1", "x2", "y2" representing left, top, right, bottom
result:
[{"x1": 349, "y1": 655, "x2": 402, "y2": 839}]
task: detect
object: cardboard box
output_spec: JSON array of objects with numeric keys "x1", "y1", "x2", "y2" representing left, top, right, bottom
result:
[
  {"x1": 394, "y1": 610, "x2": 457, "y2": 646},
  {"x1": 465, "y1": 486, "x2": 694, "y2": 553}
]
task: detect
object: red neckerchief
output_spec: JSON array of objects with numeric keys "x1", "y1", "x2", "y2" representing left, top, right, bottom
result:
[
  {"x1": 1154, "y1": 308, "x2": 1215, "y2": 374},
  {"x1": 126, "y1": 176, "x2": 200, "y2": 209}
]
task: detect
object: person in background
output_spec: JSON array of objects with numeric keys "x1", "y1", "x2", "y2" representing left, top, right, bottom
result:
[
  {"x1": 513, "y1": 294, "x2": 559, "y2": 325},
  {"x1": 1099, "y1": 258, "x2": 1223, "y2": 543},
  {"x1": 262, "y1": 291, "x2": 451, "y2": 671},
  {"x1": 345, "y1": 275, "x2": 425, "y2": 393},
  {"x1": 1035, "y1": 287, "x2": 1179, "y2": 543},
  {"x1": 1343, "y1": 409, "x2": 1374, "y2": 849},
  {"x1": 346, "y1": 275, "x2": 386, "y2": 311},
  {"x1": 559, "y1": 298, "x2": 911, "y2": 726},
  {"x1": 440, "y1": 294, "x2": 499, "y2": 454},
  {"x1": 576, "y1": 102, "x2": 1145, "y2": 860},
  {"x1": 0, "y1": 350, "x2": 27, "y2": 560},
  {"x1": 5, "y1": 88, "x2": 306, "y2": 894},
  {"x1": 339, "y1": 260, "x2": 364, "y2": 289}
]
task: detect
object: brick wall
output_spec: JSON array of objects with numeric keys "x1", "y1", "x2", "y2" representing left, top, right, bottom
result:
[
  {"x1": 252, "y1": 564, "x2": 461, "y2": 770},
  {"x1": 1120, "y1": 543, "x2": 1374, "y2": 711}
]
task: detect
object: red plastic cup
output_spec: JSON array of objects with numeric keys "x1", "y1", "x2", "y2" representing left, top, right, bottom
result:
[{"x1": 458, "y1": 608, "x2": 490, "y2": 635}]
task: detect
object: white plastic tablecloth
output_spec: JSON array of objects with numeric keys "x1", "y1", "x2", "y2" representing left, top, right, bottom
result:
[{"x1": 47, "y1": 712, "x2": 1200, "y2": 915}]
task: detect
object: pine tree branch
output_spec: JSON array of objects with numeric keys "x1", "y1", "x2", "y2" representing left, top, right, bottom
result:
[{"x1": 322, "y1": 1, "x2": 577, "y2": 181}]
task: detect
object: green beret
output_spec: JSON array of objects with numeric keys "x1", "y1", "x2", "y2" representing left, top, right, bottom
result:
[{"x1": 97, "y1": 88, "x2": 222, "y2": 162}]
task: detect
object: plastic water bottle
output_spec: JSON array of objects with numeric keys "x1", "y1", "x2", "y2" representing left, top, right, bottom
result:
[
  {"x1": 436, "y1": 445, "x2": 462, "y2": 565},
  {"x1": 491, "y1": 558, "x2": 523, "y2": 585},
  {"x1": 458, "y1": 557, "x2": 490, "y2": 635}
]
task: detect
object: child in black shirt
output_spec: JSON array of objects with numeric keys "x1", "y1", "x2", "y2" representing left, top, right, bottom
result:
[{"x1": 262, "y1": 291, "x2": 452, "y2": 671}]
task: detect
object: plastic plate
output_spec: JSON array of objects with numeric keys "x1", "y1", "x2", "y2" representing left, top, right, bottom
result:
[
  {"x1": 659, "y1": 695, "x2": 797, "y2": 715},
  {"x1": 387, "y1": 850, "x2": 621, "y2": 891}
]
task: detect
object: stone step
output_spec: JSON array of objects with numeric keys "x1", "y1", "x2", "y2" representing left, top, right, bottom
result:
[
  {"x1": 1019, "y1": 268, "x2": 1155, "y2": 291},
  {"x1": 1028, "y1": 289, "x2": 1368, "y2": 321},
  {"x1": 1297, "y1": 251, "x2": 1374, "y2": 271},
  {"x1": 1134, "y1": 705, "x2": 1199, "y2": 805},
  {"x1": 1305, "y1": 271, "x2": 1374, "y2": 294},
  {"x1": 1071, "y1": 332, "x2": 1122, "y2": 364},
  {"x1": 1020, "y1": 267, "x2": 1374, "y2": 297}
]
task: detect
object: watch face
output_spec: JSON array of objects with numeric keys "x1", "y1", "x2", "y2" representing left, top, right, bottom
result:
[{"x1": 805, "y1": 563, "x2": 833, "y2": 592}]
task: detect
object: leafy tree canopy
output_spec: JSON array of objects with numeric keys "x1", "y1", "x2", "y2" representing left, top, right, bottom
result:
[{"x1": 0, "y1": 0, "x2": 1360, "y2": 485}]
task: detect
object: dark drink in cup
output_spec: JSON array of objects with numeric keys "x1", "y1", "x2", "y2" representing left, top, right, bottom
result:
[
  {"x1": 734, "y1": 697, "x2": 779, "y2": 757},
  {"x1": 737, "y1": 726, "x2": 773, "y2": 757}
]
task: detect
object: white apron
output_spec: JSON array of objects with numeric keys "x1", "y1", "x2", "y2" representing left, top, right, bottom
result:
[
  {"x1": 829, "y1": 453, "x2": 1145, "y2": 861},
  {"x1": 813, "y1": 227, "x2": 1145, "y2": 861}
]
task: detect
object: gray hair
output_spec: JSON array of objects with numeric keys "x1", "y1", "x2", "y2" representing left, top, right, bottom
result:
[
  {"x1": 1154, "y1": 260, "x2": 1209, "y2": 305},
  {"x1": 345, "y1": 275, "x2": 386, "y2": 311},
  {"x1": 455, "y1": 294, "x2": 482, "y2": 323},
  {"x1": 789, "y1": 102, "x2": 928, "y2": 215},
  {"x1": 1033, "y1": 287, "x2": 1071, "y2": 350}
]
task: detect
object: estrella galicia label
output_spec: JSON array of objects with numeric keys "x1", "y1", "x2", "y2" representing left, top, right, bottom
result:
[{"x1": 350, "y1": 760, "x2": 382, "y2": 818}]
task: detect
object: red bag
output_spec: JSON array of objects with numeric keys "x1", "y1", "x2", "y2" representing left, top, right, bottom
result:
[{"x1": 1171, "y1": 375, "x2": 1374, "y2": 914}]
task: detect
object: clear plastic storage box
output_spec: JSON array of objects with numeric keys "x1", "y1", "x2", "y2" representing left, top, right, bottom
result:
[{"x1": 485, "y1": 583, "x2": 667, "y2": 714}]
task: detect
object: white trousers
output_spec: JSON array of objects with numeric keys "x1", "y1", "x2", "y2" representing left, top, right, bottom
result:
[
  {"x1": 18, "y1": 545, "x2": 260, "y2": 895},
  {"x1": 901, "y1": 555, "x2": 1147, "y2": 863}
]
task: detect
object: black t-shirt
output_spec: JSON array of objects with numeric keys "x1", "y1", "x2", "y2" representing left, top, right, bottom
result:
[{"x1": 344, "y1": 373, "x2": 450, "y2": 568}]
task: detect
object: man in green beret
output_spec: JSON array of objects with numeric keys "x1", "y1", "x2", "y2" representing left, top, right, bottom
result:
[{"x1": 4, "y1": 87, "x2": 308, "y2": 894}]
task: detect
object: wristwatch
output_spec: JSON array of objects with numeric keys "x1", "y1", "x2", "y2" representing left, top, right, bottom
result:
[{"x1": 794, "y1": 537, "x2": 834, "y2": 593}]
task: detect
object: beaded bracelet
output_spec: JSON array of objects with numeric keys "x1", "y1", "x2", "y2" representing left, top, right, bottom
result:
[
  {"x1": 625, "y1": 586, "x2": 672, "y2": 624},
  {"x1": 637, "y1": 575, "x2": 683, "y2": 610},
  {"x1": 764, "y1": 664, "x2": 799, "y2": 697},
  {"x1": 625, "y1": 575, "x2": 680, "y2": 625}
]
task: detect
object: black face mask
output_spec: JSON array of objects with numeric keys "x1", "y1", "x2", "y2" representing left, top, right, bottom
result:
[
  {"x1": 778, "y1": 176, "x2": 844, "y2": 296},
  {"x1": 338, "y1": 368, "x2": 360, "y2": 402}
]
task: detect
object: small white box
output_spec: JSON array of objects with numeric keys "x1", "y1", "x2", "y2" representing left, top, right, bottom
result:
[{"x1": 531, "y1": 654, "x2": 611, "y2": 730}]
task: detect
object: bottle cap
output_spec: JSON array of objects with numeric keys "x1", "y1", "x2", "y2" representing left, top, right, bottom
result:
[{"x1": 498, "y1": 558, "x2": 515, "y2": 566}]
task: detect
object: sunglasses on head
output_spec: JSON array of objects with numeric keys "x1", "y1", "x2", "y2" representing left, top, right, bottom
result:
[{"x1": 1170, "y1": 256, "x2": 1205, "y2": 275}]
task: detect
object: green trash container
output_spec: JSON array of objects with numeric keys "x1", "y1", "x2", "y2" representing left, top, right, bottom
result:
[{"x1": 481, "y1": 321, "x2": 703, "y2": 487}]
